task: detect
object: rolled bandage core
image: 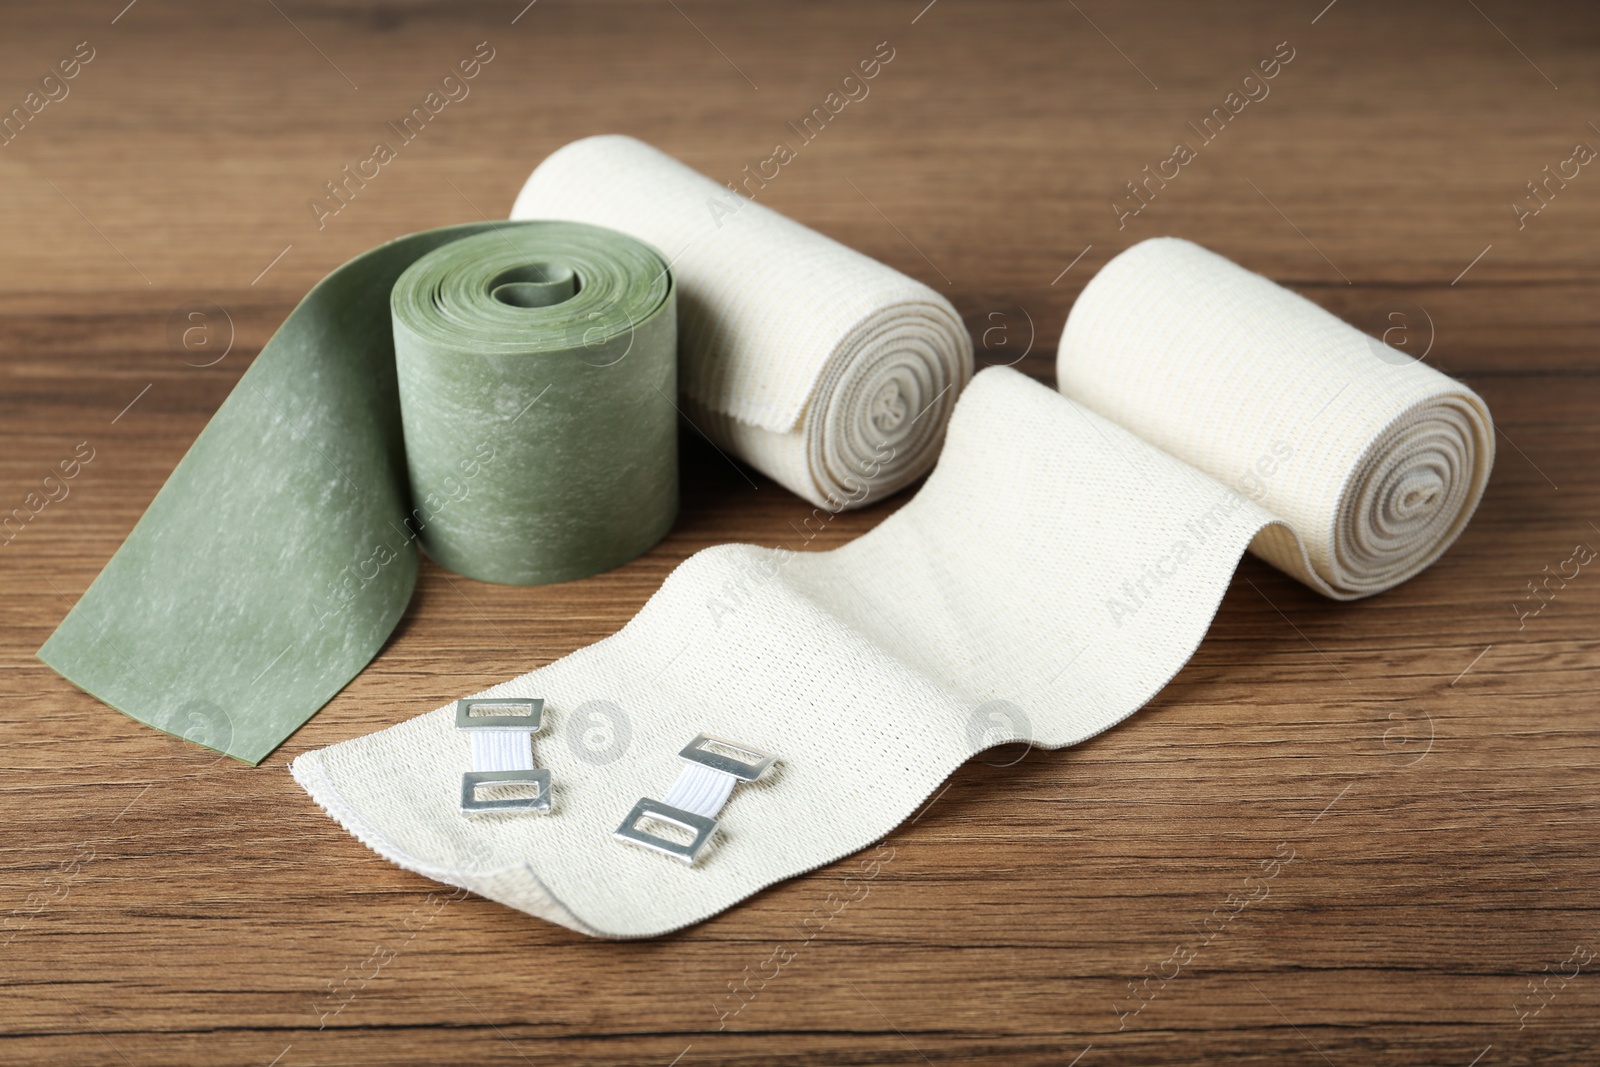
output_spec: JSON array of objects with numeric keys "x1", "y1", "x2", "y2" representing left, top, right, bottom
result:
[
  {"x1": 808, "y1": 298, "x2": 969, "y2": 507},
  {"x1": 1333, "y1": 391, "x2": 1493, "y2": 595},
  {"x1": 490, "y1": 261, "x2": 580, "y2": 308}
]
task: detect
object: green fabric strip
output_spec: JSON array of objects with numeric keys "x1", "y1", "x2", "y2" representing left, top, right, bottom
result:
[{"x1": 38, "y1": 221, "x2": 676, "y2": 765}]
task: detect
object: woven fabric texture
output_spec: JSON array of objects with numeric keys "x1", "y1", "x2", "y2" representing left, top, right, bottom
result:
[
  {"x1": 291, "y1": 239, "x2": 1493, "y2": 938},
  {"x1": 510, "y1": 135, "x2": 974, "y2": 509}
]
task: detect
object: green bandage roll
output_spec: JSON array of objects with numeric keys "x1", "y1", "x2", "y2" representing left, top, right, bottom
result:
[
  {"x1": 392, "y1": 226, "x2": 676, "y2": 584},
  {"x1": 37, "y1": 221, "x2": 676, "y2": 764}
]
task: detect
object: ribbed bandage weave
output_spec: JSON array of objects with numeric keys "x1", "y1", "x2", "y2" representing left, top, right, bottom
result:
[
  {"x1": 510, "y1": 135, "x2": 974, "y2": 510},
  {"x1": 291, "y1": 239, "x2": 1493, "y2": 938}
]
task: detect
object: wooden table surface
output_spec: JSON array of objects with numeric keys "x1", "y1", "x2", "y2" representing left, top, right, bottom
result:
[{"x1": 3, "y1": 1, "x2": 1597, "y2": 1063}]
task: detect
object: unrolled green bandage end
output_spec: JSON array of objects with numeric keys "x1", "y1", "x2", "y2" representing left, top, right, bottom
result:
[{"x1": 38, "y1": 221, "x2": 676, "y2": 765}]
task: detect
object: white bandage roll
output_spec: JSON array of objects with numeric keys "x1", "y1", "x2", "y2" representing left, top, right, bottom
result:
[
  {"x1": 511, "y1": 135, "x2": 973, "y2": 509},
  {"x1": 1058, "y1": 237, "x2": 1494, "y2": 598}
]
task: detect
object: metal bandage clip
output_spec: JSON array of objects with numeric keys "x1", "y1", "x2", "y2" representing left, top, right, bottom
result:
[
  {"x1": 456, "y1": 697, "x2": 551, "y2": 815},
  {"x1": 613, "y1": 734, "x2": 777, "y2": 864}
]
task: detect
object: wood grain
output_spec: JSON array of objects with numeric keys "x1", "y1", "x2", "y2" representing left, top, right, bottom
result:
[{"x1": 2, "y1": 1, "x2": 1598, "y2": 1063}]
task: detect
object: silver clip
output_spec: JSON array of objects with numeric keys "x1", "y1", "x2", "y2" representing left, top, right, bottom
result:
[
  {"x1": 679, "y1": 733, "x2": 777, "y2": 781},
  {"x1": 613, "y1": 733, "x2": 777, "y2": 864},
  {"x1": 456, "y1": 696, "x2": 549, "y2": 815},
  {"x1": 455, "y1": 697, "x2": 544, "y2": 731},
  {"x1": 613, "y1": 798, "x2": 719, "y2": 864},
  {"x1": 461, "y1": 769, "x2": 552, "y2": 814}
]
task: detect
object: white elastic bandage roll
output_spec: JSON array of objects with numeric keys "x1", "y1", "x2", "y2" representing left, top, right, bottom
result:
[
  {"x1": 1058, "y1": 237, "x2": 1495, "y2": 598},
  {"x1": 510, "y1": 135, "x2": 974, "y2": 510},
  {"x1": 292, "y1": 239, "x2": 1493, "y2": 938}
]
